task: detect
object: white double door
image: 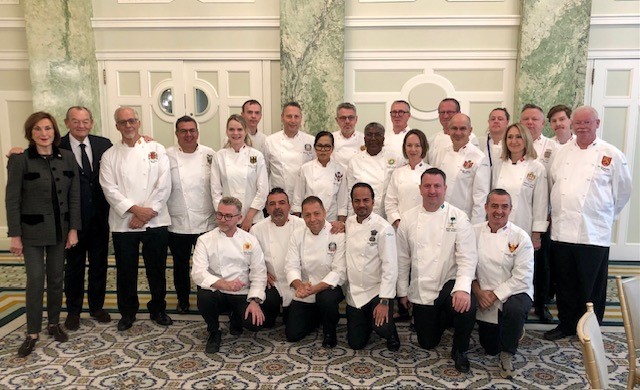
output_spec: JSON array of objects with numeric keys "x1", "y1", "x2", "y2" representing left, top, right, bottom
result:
[{"x1": 101, "y1": 60, "x2": 265, "y2": 150}]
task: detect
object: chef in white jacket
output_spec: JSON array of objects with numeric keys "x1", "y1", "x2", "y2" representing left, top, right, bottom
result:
[
  {"x1": 519, "y1": 104, "x2": 558, "y2": 173},
  {"x1": 166, "y1": 115, "x2": 216, "y2": 314},
  {"x1": 211, "y1": 114, "x2": 269, "y2": 232},
  {"x1": 284, "y1": 197, "x2": 346, "y2": 348},
  {"x1": 472, "y1": 189, "x2": 534, "y2": 379},
  {"x1": 332, "y1": 102, "x2": 364, "y2": 169},
  {"x1": 250, "y1": 188, "x2": 305, "y2": 328},
  {"x1": 544, "y1": 106, "x2": 632, "y2": 342},
  {"x1": 347, "y1": 122, "x2": 401, "y2": 219},
  {"x1": 263, "y1": 102, "x2": 315, "y2": 197},
  {"x1": 428, "y1": 98, "x2": 480, "y2": 164},
  {"x1": 431, "y1": 113, "x2": 490, "y2": 224}
]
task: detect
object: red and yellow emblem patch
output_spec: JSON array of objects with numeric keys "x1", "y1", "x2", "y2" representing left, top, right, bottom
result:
[
  {"x1": 148, "y1": 151, "x2": 158, "y2": 162},
  {"x1": 508, "y1": 242, "x2": 519, "y2": 253},
  {"x1": 463, "y1": 160, "x2": 474, "y2": 169},
  {"x1": 601, "y1": 156, "x2": 612, "y2": 167}
]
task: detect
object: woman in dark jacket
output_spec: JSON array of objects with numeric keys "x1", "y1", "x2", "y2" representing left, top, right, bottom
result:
[{"x1": 6, "y1": 111, "x2": 81, "y2": 357}]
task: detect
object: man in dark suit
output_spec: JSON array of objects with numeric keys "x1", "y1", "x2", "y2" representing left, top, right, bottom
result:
[{"x1": 62, "y1": 106, "x2": 113, "y2": 330}]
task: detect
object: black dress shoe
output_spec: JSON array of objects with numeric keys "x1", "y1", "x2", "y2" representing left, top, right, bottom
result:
[
  {"x1": 150, "y1": 312, "x2": 173, "y2": 326},
  {"x1": 387, "y1": 330, "x2": 401, "y2": 352},
  {"x1": 176, "y1": 303, "x2": 190, "y2": 315},
  {"x1": 90, "y1": 310, "x2": 112, "y2": 323},
  {"x1": 322, "y1": 333, "x2": 337, "y2": 349},
  {"x1": 65, "y1": 314, "x2": 80, "y2": 331},
  {"x1": 48, "y1": 324, "x2": 69, "y2": 342},
  {"x1": 117, "y1": 316, "x2": 135, "y2": 331},
  {"x1": 543, "y1": 326, "x2": 572, "y2": 341},
  {"x1": 229, "y1": 323, "x2": 243, "y2": 336},
  {"x1": 17, "y1": 336, "x2": 38, "y2": 357},
  {"x1": 205, "y1": 331, "x2": 222, "y2": 354},
  {"x1": 535, "y1": 306, "x2": 553, "y2": 323},
  {"x1": 452, "y1": 350, "x2": 470, "y2": 373}
]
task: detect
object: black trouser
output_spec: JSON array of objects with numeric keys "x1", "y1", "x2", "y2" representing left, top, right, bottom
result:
[
  {"x1": 477, "y1": 293, "x2": 532, "y2": 355},
  {"x1": 64, "y1": 219, "x2": 109, "y2": 315},
  {"x1": 286, "y1": 288, "x2": 344, "y2": 342},
  {"x1": 112, "y1": 227, "x2": 169, "y2": 317},
  {"x1": 197, "y1": 289, "x2": 262, "y2": 333},
  {"x1": 551, "y1": 241, "x2": 609, "y2": 334},
  {"x1": 167, "y1": 232, "x2": 200, "y2": 306},
  {"x1": 346, "y1": 296, "x2": 398, "y2": 350},
  {"x1": 533, "y1": 230, "x2": 551, "y2": 309},
  {"x1": 263, "y1": 286, "x2": 285, "y2": 328},
  {"x1": 412, "y1": 280, "x2": 477, "y2": 353}
]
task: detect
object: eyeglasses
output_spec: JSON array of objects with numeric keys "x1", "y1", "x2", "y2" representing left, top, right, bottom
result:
[
  {"x1": 216, "y1": 212, "x2": 240, "y2": 221},
  {"x1": 390, "y1": 110, "x2": 409, "y2": 117},
  {"x1": 116, "y1": 118, "x2": 139, "y2": 127},
  {"x1": 314, "y1": 143, "x2": 333, "y2": 151},
  {"x1": 337, "y1": 115, "x2": 356, "y2": 122},
  {"x1": 438, "y1": 110, "x2": 457, "y2": 116}
]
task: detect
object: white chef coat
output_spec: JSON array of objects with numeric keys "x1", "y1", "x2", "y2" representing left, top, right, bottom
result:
[
  {"x1": 550, "y1": 137, "x2": 632, "y2": 246},
  {"x1": 474, "y1": 221, "x2": 534, "y2": 324},
  {"x1": 264, "y1": 130, "x2": 315, "y2": 197},
  {"x1": 346, "y1": 148, "x2": 401, "y2": 219},
  {"x1": 332, "y1": 130, "x2": 365, "y2": 169},
  {"x1": 428, "y1": 131, "x2": 480, "y2": 165},
  {"x1": 384, "y1": 126, "x2": 410, "y2": 162},
  {"x1": 99, "y1": 138, "x2": 171, "y2": 232},
  {"x1": 481, "y1": 135, "x2": 503, "y2": 168},
  {"x1": 384, "y1": 161, "x2": 431, "y2": 225},
  {"x1": 431, "y1": 143, "x2": 490, "y2": 224},
  {"x1": 211, "y1": 145, "x2": 268, "y2": 225},
  {"x1": 166, "y1": 145, "x2": 216, "y2": 234},
  {"x1": 250, "y1": 215, "x2": 305, "y2": 307},
  {"x1": 532, "y1": 135, "x2": 557, "y2": 172},
  {"x1": 551, "y1": 134, "x2": 574, "y2": 145},
  {"x1": 491, "y1": 157, "x2": 549, "y2": 236},
  {"x1": 191, "y1": 227, "x2": 267, "y2": 301},
  {"x1": 292, "y1": 159, "x2": 348, "y2": 221},
  {"x1": 248, "y1": 131, "x2": 267, "y2": 156},
  {"x1": 285, "y1": 221, "x2": 347, "y2": 304},
  {"x1": 345, "y1": 213, "x2": 397, "y2": 308},
  {"x1": 396, "y1": 203, "x2": 478, "y2": 305}
]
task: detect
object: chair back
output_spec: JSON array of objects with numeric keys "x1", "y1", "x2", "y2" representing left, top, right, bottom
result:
[
  {"x1": 616, "y1": 275, "x2": 639, "y2": 389},
  {"x1": 577, "y1": 302, "x2": 609, "y2": 389}
]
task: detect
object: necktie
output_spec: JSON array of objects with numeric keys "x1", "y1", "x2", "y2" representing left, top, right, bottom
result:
[{"x1": 79, "y1": 143, "x2": 92, "y2": 176}]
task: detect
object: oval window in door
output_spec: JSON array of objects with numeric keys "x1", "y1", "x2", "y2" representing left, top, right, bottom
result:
[
  {"x1": 159, "y1": 88, "x2": 173, "y2": 115},
  {"x1": 195, "y1": 88, "x2": 209, "y2": 115}
]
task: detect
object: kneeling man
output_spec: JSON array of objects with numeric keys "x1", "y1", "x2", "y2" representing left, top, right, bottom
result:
[
  {"x1": 285, "y1": 196, "x2": 346, "y2": 348},
  {"x1": 191, "y1": 196, "x2": 267, "y2": 353},
  {"x1": 472, "y1": 189, "x2": 533, "y2": 379}
]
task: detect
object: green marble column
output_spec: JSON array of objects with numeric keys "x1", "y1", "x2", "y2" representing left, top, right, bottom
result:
[
  {"x1": 22, "y1": 0, "x2": 102, "y2": 133},
  {"x1": 514, "y1": 0, "x2": 592, "y2": 134},
  {"x1": 280, "y1": 0, "x2": 345, "y2": 135}
]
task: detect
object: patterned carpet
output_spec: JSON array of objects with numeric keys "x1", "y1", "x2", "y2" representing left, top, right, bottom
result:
[{"x1": 0, "y1": 254, "x2": 637, "y2": 388}]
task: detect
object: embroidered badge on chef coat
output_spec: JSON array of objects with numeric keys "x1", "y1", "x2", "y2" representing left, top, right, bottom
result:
[
  {"x1": 304, "y1": 144, "x2": 312, "y2": 152},
  {"x1": 601, "y1": 156, "x2": 612, "y2": 167},
  {"x1": 463, "y1": 160, "x2": 474, "y2": 169},
  {"x1": 206, "y1": 154, "x2": 213, "y2": 165},
  {"x1": 446, "y1": 217, "x2": 457, "y2": 232},
  {"x1": 148, "y1": 151, "x2": 158, "y2": 162},
  {"x1": 526, "y1": 172, "x2": 536, "y2": 182},
  {"x1": 243, "y1": 242, "x2": 253, "y2": 254},
  {"x1": 369, "y1": 230, "x2": 377, "y2": 243},
  {"x1": 328, "y1": 242, "x2": 337, "y2": 253},
  {"x1": 544, "y1": 149, "x2": 552, "y2": 160},
  {"x1": 508, "y1": 242, "x2": 519, "y2": 253},
  {"x1": 360, "y1": 145, "x2": 366, "y2": 151},
  {"x1": 335, "y1": 172, "x2": 343, "y2": 182},
  {"x1": 250, "y1": 155, "x2": 257, "y2": 164},
  {"x1": 388, "y1": 158, "x2": 396, "y2": 166}
]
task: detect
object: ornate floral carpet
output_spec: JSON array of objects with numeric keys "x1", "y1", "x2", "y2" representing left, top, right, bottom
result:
[{"x1": 0, "y1": 254, "x2": 637, "y2": 389}]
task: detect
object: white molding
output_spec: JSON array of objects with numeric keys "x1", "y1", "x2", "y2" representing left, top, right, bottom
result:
[
  {"x1": 590, "y1": 14, "x2": 640, "y2": 26},
  {"x1": 0, "y1": 17, "x2": 24, "y2": 29},
  {"x1": 588, "y1": 49, "x2": 640, "y2": 59},
  {"x1": 95, "y1": 50, "x2": 280, "y2": 61},
  {"x1": 345, "y1": 15, "x2": 520, "y2": 27},
  {"x1": 0, "y1": 51, "x2": 28, "y2": 61},
  {"x1": 91, "y1": 16, "x2": 279, "y2": 30},
  {"x1": 345, "y1": 50, "x2": 518, "y2": 61}
]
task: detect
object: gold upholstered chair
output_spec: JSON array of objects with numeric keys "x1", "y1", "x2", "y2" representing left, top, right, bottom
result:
[
  {"x1": 577, "y1": 302, "x2": 609, "y2": 389},
  {"x1": 616, "y1": 275, "x2": 640, "y2": 389}
]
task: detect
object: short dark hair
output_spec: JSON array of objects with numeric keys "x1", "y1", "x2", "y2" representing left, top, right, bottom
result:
[
  {"x1": 24, "y1": 111, "x2": 61, "y2": 147},
  {"x1": 267, "y1": 187, "x2": 289, "y2": 203},
  {"x1": 547, "y1": 104, "x2": 572, "y2": 121},
  {"x1": 350, "y1": 182, "x2": 375, "y2": 200},
  {"x1": 175, "y1": 115, "x2": 198, "y2": 131},
  {"x1": 521, "y1": 103, "x2": 544, "y2": 114},
  {"x1": 66, "y1": 106, "x2": 94, "y2": 121},
  {"x1": 440, "y1": 98, "x2": 461, "y2": 112},
  {"x1": 364, "y1": 122, "x2": 385, "y2": 135},
  {"x1": 282, "y1": 101, "x2": 301, "y2": 114},
  {"x1": 486, "y1": 188, "x2": 512, "y2": 206},
  {"x1": 314, "y1": 131, "x2": 334, "y2": 146},
  {"x1": 336, "y1": 102, "x2": 356, "y2": 115},
  {"x1": 489, "y1": 107, "x2": 510, "y2": 121},
  {"x1": 302, "y1": 195, "x2": 324, "y2": 210},
  {"x1": 242, "y1": 99, "x2": 262, "y2": 112},
  {"x1": 421, "y1": 167, "x2": 446, "y2": 185},
  {"x1": 392, "y1": 100, "x2": 411, "y2": 112},
  {"x1": 402, "y1": 129, "x2": 428, "y2": 159}
]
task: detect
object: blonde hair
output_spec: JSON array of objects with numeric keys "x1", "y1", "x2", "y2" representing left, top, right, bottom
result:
[
  {"x1": 501, "y1": 123, "x2": 537, "y2": 161},
  {"x1": 223, "y1": 114, "x2": 252, "y2": 148}
]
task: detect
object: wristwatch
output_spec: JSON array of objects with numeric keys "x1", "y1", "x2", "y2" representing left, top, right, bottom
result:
[
  {"x1": 379, "y1": 298, "x2": 389, "y2": 306},
  {"x1": 249, "y1": 297, "x2": 263, "y2": 304}
]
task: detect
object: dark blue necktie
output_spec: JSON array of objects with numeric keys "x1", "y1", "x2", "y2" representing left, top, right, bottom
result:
[{"x1": 79, "y1": 143, "x2": 92, "y2": 176}]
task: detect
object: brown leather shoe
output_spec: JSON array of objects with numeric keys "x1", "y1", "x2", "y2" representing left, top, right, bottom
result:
[
  {"x1": 65, "y1": 314, "x2": 80, "y2": 331},
  {"x1": 17, "y1": 336, "x2": 38, "y2": 357},
  {"x1": 48, "y1": 324, "x2": 69, "y2": 342},
  {"x1": 90, "y1": 309, "x2": 112, "y2": 323}
]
